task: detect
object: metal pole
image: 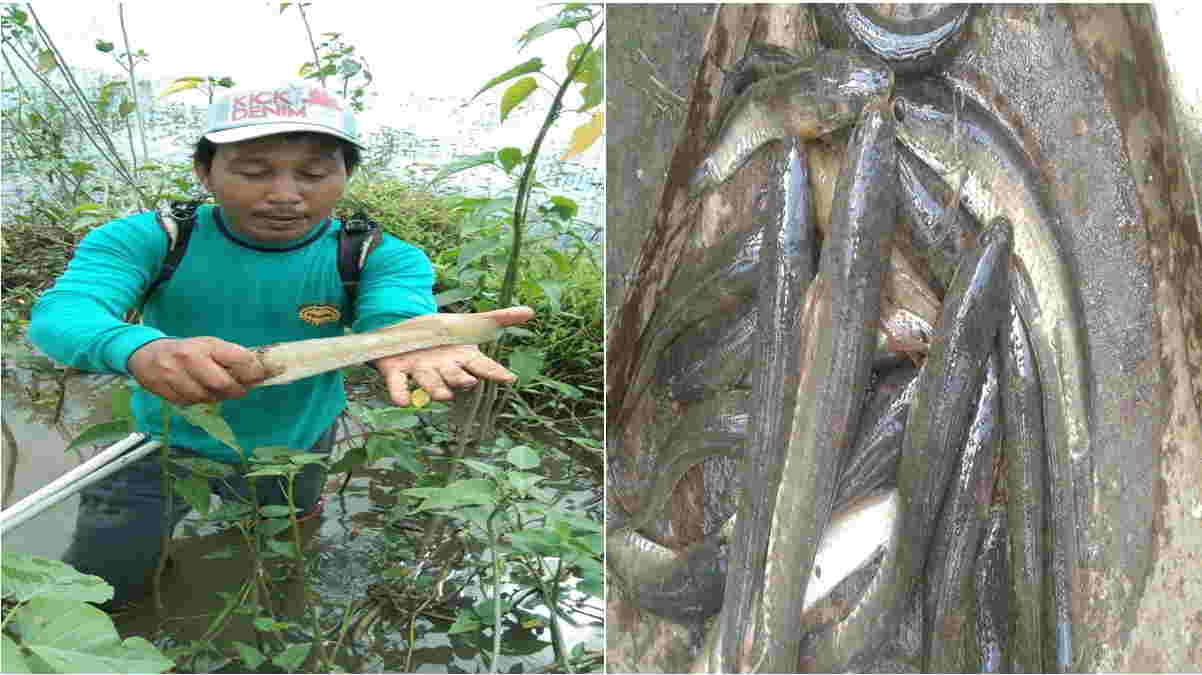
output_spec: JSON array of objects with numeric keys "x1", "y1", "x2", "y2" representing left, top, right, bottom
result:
[{"x1": 0, "y1": 433, "x2": 162, "y2": 535}]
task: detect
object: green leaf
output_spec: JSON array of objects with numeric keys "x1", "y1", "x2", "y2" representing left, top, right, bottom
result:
[
  {"x1": 537, "y1": 280, "x2": 565, "y2": 313},
  {"x1": 172, "y1": 474, "x2": 211, "y2": 516},
  {"x1": 545, "y1": 195, "x2": 579, "y2": 220},
  {"x1": 256, "y1": 518, "x2": 292, "y2": 537},
  {"x1": 206, "y1": 501, "x2": 253, "y2": 521},
  {"x1": 10, "y1": 597, "x2": 173, "y2": 673},
  {"x1": 253, "y1": 616, "x2": 285, "y2": 632},
  {"x1": 266, "y1": 539, "x2": 298, "y2": 559},
  {"x1": 577, "y1": 45, "x2": 605, "y2": 111},
  {"x1": 435, "y1": 287, "x2": 477, "y2": 308},
  {"x1": 448, "y1": 609, "x2": 482, "y2": 635},
  {"x1": 288, "y1": 452, "x2": 329, "y2": 465},
  {"x1": 328, "y1": 445, "x2": 367, "y2": 474},
  {"x1": 469, "y1": 58, "x2": 542, "y2": 103},
  {"x1": 457, "y1": 234, "x2": 506, "y2": 271},
  {"x1": 232, "y1": 641, "x2": 265, "y2": 670},
  {"x1": 272, "y1": 642, "x2": 312, "y2": 670},
  {"x1": 518, "y1": 7, "x2": 593, "y2": 50},
  {"x1": 500, "y1": 76, "x2": 537, "y2": 122},
  {"x1": 575, "y1": 558, "x2": 603, "y2": 599},
  {"x1": 112, "y1": 382, "x2": 134, "y2": 419},
  {"x1": 35, "y1": 49, "x2": 57, "y2": 73},
  {"x1": 1, "y1": 634, "x2": 31, "y2": 673},
  {"x1": 367, "y1": 407, "x2": 422, "y2": 431},
  {"x1": 173, "y1": 402, "x2": 240, "y2": 453},
  {"x1": 64, "y1": 422, "x2": 133, "y2": 456},
  {"x1": 427, "y1": 151, "x2": 497, "y2": 186},
  {"x1": 259, "y1": 505, "x2": 293, "y2": 518},
  {"x1": 505, "y1": 471, "x2": 546, "y2": 496},
  {"x1": 169, "y1": 456, "x2": 234, "y2": 478},
  {"x1": 459, "y1": 458, "x2": 499, "y2": 476},
  {"x1": 507, "y1": 529, "x2": 564, "y2": 557},
  {"x1": 508, "y1": 348, "x2": 545, "y2": 384},
  {"x1": 404, "y1": 478, "x2": 497, "y2": 511},
  {"x1": 243, "y1": 467, "x2": 290, "y2": 478},
  {"x1": 1, "y1": 552, "x2": 113, "y2": 604},
  {"x1": 535, "y1": 375, "x2": 583, "y2": 399},
  {"x1": 391, "y1": 447, "x2": 424, "y2": 475},
  {"x1": 474, "y1": 598, "x2": 503, "y2": 627},
  {"x1": 497, "y1": 147, "x2": 524, "y2": 173},
  {"x1": 460, "y1": 197, "x2": 513, "y2": 235},
  {"x1": 506, "y1": 445, "x2": 540, "y2": 470},
  {"x1": 95, "y1": 40, "x2": 115, "y2": 53},
  {"x1": 251, "y1": 445, "x2": 293, "y2": 462}
]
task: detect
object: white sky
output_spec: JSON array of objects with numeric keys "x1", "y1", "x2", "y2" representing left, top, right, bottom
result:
[
  {"x1": 23, "y1": 1, "x2": 585, "y2": 97},
  {"x1": 14, "y1": 1, "x2": 604, "y2": 171}
]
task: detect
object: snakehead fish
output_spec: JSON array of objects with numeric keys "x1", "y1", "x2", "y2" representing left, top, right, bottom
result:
[
  {"x1": 891, "y1": 215, "x2": 1011, "y2": 672},
  {"x1": 254, "y1": 312, "x2": 507, "y2": 386},
  {"x1": 740, "y1": 95, "x2": 895, "y2": 674},
  {"x1": 690, "y1": 49, "x2": 892, "y2": 198},
  {"x1": 895, "y1": 79, "x2": 1091, "y2": 672}
]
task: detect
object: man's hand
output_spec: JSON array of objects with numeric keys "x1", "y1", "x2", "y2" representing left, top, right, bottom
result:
[
  {"x1": 128, "y1": 337, "x2": 271, "y2": 405},
  {"x1": 373, "y1": 306, "x2": 535, "y2": 407}
]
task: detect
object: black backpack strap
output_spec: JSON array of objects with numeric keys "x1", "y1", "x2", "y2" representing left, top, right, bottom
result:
[
  {"x1": 129, "y1": 201, "x2": 200, "y2": 321},
  {"x1": 336, "y1": 209, "x2": 382, "y2": 325}
]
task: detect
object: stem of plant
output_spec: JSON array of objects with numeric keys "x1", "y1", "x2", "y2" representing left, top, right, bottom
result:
[
  {"x1": 153, "y1": 411, "x2": 172, "y2": 618},
  {"x1": 24, "y1": 8, "x2": 147, "y2": 204},
  {"x1": 286, "y1": 470, "x2": 331, "y2": 669},
  {"x1": 486, "y1": 507, "x2": 504, "y2": 674},
  {"x1": 117, "y1": 2, "x2": 150, "y2": 166},
  {"x1": 546, "y1": 558, "x2": 573, "y2": 673},
  {"x1": 296, "y1": 3, "x2": 325, "y2": 88}
]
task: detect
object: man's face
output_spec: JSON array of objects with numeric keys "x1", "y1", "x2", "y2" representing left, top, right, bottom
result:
[{"x1": 194, "y1": 134, "x2": 349, "y2": 243}]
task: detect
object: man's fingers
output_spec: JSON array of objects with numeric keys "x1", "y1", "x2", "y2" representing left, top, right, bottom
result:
[
  {"x1": 463, "y1": 354, "x2": 516, "y2": 383},
  {"x1": 479, "y1": 305, "x2": 535, "y2": 328},
  {"x1": 210, "y1": 342, "x2": 270, "y2": 386},
  {"x1": 382, "y1": 367, "x2": 412, "y2": 407},
  {"x1": 410, "y1": 368, "x2": 454, "y2": 401}
]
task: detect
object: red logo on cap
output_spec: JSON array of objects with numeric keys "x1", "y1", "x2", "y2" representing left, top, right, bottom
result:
[{"x1": 303, "y1": 88, "x2": 343, "y2": 111}]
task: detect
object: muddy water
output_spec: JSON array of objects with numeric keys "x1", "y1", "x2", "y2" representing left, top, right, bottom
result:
[{"x1": 1, "y1": 353, "x2": 602, "y2": 672}]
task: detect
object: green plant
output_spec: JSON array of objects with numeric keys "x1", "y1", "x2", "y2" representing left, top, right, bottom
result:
[
  {"x1": 1, "y1": 553, "x2": 174, "y2": 673},
  {"x1": 280, "y1": 1, "x2": 374, "y2": 112},
  {"x1": 426, "y1": 3, "x2": 605, "y2": 444},
  {"x1": 400, "y1": 436, "x2": 602, "y2": 672}
]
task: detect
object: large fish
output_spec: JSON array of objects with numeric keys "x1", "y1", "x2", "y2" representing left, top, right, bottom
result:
[
  {"x1": 895, "y1": 79, "x2": 1091, "y2": 671},
  {"x1": 736, "y1": 95, "x2": 895, "y2": 673},
  {"x1": 254, "y1": 312, "x2": 509, "y2": 386}
]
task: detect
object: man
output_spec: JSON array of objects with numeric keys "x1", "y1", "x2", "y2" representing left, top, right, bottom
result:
[{"x1": 28, "y1": 83, "x2": 533, "y2": 608}]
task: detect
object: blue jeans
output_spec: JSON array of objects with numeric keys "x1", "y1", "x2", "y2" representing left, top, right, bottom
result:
[{"x1": 63, "y1": 425, "x2": 335, "y2": 608}]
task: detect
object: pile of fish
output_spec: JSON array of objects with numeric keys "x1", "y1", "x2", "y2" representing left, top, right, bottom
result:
[{"x1": 608, "y1": 5, "x2": 1091, "y2": 672}]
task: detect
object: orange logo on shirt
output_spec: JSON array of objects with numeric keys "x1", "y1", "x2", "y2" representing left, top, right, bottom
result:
[{"x1": 298, "y1": 304, "x2": 342, "y2": 325}]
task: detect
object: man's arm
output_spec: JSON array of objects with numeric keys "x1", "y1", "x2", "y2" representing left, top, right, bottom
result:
[
  {"x1": 29, "y1": 214, "x2": 170, "y2": 375},
  {"x1": 29, "y1": 214, "x2": 271, "y2": 405}
]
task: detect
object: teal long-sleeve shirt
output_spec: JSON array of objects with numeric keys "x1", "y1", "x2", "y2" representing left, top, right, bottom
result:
[{"x1": 30, "y1": 204, "x2": 437, "y2": 463}]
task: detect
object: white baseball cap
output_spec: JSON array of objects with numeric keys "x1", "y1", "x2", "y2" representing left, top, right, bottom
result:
[{"x1": 202, "y1": 83, "x2": 366, "y2": 149}]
